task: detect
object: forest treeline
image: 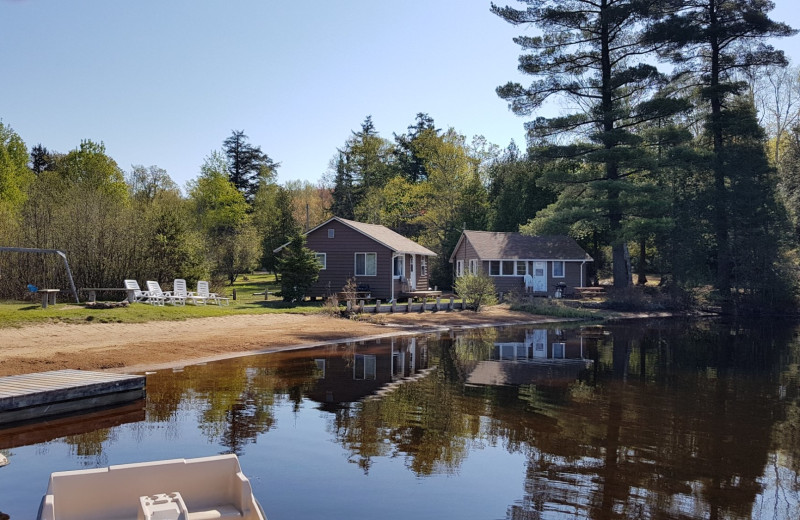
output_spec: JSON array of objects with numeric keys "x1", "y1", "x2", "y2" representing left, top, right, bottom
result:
[{"x1": 1, "y1": 0, "x2": 800, "y2": 313}]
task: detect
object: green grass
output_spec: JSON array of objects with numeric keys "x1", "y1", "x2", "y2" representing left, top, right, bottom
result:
[
  {"x1": 509, "y1": 300, "x2": 601, "y2": 320},
  {"x1": 0, "y1": 272, "x2": 324, "y2": 328}
]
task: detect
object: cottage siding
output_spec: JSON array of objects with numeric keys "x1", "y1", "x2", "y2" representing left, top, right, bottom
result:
[{"x1": 305, "y1": 220, "x2": 394, "y2": 299}]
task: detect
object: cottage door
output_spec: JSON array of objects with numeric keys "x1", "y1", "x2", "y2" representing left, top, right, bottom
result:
[
  {"x1": 531, "y1": 329, "x2": 547, "y2": 358},
  {"x1": 532, "y1": 261, "x2": 547, "y2": 292}
]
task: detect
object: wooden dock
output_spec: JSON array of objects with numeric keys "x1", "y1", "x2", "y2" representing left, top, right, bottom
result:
[{"x1": 0, "y1": 369, "x2": 145, "y2": 426}]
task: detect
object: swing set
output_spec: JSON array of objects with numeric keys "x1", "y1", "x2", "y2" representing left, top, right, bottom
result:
[{"x1": 0, "y1": 247, "x2": 80, "y2": 303}]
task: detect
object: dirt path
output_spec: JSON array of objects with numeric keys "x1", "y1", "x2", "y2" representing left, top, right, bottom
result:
[{"x1": 0, "y1": 306, "x2": 552, "y2": 376}]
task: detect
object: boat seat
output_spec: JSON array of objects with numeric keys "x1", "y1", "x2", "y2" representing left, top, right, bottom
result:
[{"x1": 188, "y1": 505, "x2": 243, "y2": 519}]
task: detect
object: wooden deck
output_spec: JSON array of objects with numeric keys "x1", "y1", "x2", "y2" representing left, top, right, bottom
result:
[{"x1": 0, "y1": 369, "x2": 145, "y2": 425}]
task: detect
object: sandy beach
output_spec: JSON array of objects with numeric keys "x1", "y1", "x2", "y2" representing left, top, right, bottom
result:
[{"x1": 0, "y1": 306, "x2": 553, "y2": 376}]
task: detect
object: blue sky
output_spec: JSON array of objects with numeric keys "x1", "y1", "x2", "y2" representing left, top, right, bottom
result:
[{"x1": 3, "y1": 0, "x2": 800, "y2": 190}]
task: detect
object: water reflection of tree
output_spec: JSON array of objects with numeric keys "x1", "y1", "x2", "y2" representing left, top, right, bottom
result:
[{"x1": 326, "y1": 321, "x2": 800, "y2": 519}]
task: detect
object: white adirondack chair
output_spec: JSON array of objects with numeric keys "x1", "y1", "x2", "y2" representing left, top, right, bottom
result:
[
  {"x1": 174, "y1": 278, "x2": 206, "y2": 305},
  {"x1": 146, "y1": 280, "x2": 185, "y2": 306},
  {"x1": 196, "y1": 280, "x2": 229, "y2": 306},
  {"x1": 124, "y1": 279, "x2": 163, "y2": 305}
]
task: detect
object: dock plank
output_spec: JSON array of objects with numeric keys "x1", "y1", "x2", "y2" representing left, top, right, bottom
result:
[{"x1": 0, "y1": 370, "x2": 145, "y2": 425}]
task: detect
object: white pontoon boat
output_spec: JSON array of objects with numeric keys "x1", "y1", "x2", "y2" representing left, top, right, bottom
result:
[{"x1": 37, "y1": 454, "x2": 266, "y2": 520}]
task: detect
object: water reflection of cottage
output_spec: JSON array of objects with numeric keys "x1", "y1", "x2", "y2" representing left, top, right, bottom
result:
[
  {"x1": 467, "y1": 328, "x2": 592, "y2": 387},
  {"x1": 307, "y1": 336, "x2": 430, "y2": 409}
]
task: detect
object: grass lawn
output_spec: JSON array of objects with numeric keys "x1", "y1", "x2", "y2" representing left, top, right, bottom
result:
[{"x1": 0, "y1": 272, "x2": 325, "y2": 328}]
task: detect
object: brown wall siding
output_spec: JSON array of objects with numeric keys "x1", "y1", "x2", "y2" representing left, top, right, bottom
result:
[
  {"x1": 304, "y1": 220, "x2": 394, "y2": 299},
  {"x1": 448, "y1": 236, "x2": 588, "y2": 296}
]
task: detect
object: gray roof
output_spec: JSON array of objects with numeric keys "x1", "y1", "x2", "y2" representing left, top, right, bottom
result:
[
  {"x1": 450, "y1": 230, "x2": 592, "y2": 262},
  {"x1": 266, "y1": 217, "x2": 439, "y2": 256},
  {"x1": 334, "y1": 218, "x2": 436, "y2": 256}
]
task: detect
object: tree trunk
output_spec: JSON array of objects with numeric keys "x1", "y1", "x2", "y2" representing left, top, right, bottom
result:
[{"x1": 637, "y1": 235, "x2": 648, "y2": 285}]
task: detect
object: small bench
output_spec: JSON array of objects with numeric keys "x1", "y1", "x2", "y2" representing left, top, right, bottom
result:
[
  {"x1": 80, "y1": 287, "x2": 137, "y2": 303},
  {"x1": 38, "y1": 289, "x2": 60, "y2": 309}
]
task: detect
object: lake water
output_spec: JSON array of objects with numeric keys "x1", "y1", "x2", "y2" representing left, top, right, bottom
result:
[{"x1": 1, "y1": 318, "x2": 800, "y2": 519}]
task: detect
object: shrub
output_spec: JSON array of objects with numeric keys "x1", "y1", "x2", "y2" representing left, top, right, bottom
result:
[
  {"x1": 275, "y1": 233, "x2": 320, "y2": 303},
  {"x1": 454, "y1": 272, "x2": 497, "y2": 311}
]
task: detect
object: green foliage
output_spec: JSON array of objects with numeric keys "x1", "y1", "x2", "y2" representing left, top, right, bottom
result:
[
  {"x1": 493, "y1": 0, "x2": 688, "y2": 289},
  {"x1": 0, "y1": 122, "x2": 33, "y2": 211},
  {"x1": 488, "y1": 144, "x2": 556, "y2": 232},
  {"x1": 454, "y1": 272, "x2": 497, "y2": 311},
  {"x1": 276, "y1": 234, "x2": 321, "y2": 303},
  {"x1": 222, "y1": 130, "x2": 279, "y2": 202},
  {"x1": 252, "y1": 182, "x2": 299, "y2": 272}
]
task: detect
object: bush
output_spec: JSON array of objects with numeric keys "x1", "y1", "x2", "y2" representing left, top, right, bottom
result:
[
  {"x1": 275, "y1": 234, "x2": 320, "y2": 303},
  {"x1": 454, "y1": 272, "x2": 497, "y2": 311}
]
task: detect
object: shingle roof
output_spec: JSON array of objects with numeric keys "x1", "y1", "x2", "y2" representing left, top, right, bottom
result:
[
  {"x1": 452, "y1": 230, "x2": 592, "y2": 261},
  {"x1": 335, "y1": 218, "x2": 436, "y2": 256}
]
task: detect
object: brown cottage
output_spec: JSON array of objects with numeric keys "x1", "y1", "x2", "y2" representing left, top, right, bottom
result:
[
  {"x1": 449, "y1": 230, "x2": 593, "y2": 297},
  {"x1": 276, "y1": 217, "x2": 437, "y2": 301}
]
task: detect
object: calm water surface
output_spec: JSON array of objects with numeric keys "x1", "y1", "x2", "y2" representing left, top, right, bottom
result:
[{"x1": 2, "y1": 318, "x2": 800, "y2": 519}]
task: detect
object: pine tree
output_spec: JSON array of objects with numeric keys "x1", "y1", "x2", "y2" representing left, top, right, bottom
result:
[
  {"x1": 493, "y1": 0, "x2": 686, "y2": 288},
  {"x1": 276, "y1": 233, "x2": 321, "y2": 303},
  {"x1": 646, "y1": 0, "x2": 795, "y2": 303},
  {"x1": 222, "y1": 130, "x2": 279, "y2": 203}
]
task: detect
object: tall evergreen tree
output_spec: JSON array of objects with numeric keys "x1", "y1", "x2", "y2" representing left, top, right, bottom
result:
[
  {"x1": 646, "y1": 0, "x2": 795, "y2": 303},
  {"x1": 394, "y1": 113, "x2": 438, "y2": 183},
  {"x1": 222, "y1": 130, "x2": 279, "y2": 203},
  {"x1": 493, "y1": 0, "x2": 686, "y2": 288},
  {"x1": 276, "y1": 233, "x2": 321, "y2": 303}
]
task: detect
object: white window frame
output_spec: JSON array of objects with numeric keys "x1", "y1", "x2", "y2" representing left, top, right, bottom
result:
[
  {"x1": 421, "y1": 257, "x2": 427, "y2": 276},
  {"x1": 354, "y1": 354, "x2": 377, "y2": 380},
  {"x1": 552, "y1": 261, "x2": 565, "y2": 278},
  {"x1": 393, "y1": 255, "x2": 404, "y2": 278},
  {"x1": 456, "y1": 259, "x2": 464, "y2": 277},
  {"x1": 328, "y1": 229, "x2": 335, "y2": 238},
  {"x1": 315, "y1": 253, "x2": 327, "y2": 270},
  {"x1": 469, "y1": 259, "x2": 478, "y2": 274},
  {"x1": 489, "y1": 260, "x2": 501, "y2": 276},
  {"x1": 354, "y1": 252, "x2": 377, "y2": 277}
]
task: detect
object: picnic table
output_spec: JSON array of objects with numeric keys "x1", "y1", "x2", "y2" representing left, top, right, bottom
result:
[
  {"x1": 574, "y1": 286, "x2": 606, "y2": 298},
  {"x1": 38, "y1": 289, "x2": 60, "y2": 309},
  {"x1": 80, "y1": 287, "x2": 136, "y2": 303}
]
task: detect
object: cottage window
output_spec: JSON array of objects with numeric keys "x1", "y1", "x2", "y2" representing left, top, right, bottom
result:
[
  {"x1": 489, "y1": 261, "x2": 501, "y2": 276},
  {"x1": 502, "y1": 261, "x2": 515, "y2": 276},
  {"x1": 469, "y1": 259, "x2": 477, "y2": 274},
  {"x1": 315, "y1": 359, "x2": 326, "y2": 378},
  {"x1": 516, "y1": 261, "x2": 527, "y2": 276},
  {"x1": 355, "y1": 252, "x2": 377, "y2": 276},
  {"x1": 315, "y1": 253, "x2": 326, "y2": 270},
  {"x1": 421, "y1": 258, "x2": 427, "y2": 276},
  {"x1": 552, "y1": 261, "x2": 565, "y2": 278},
  {"x1": 328, "y1": 229, "x2": 335, "y2": 238},
  {"x1": 354, "y1": 354, "x2": 377, "y2": 380},
  {"x1": 552, "y1": 343, "x2": 565, "y2": 359},
  {"x1": 393, "y1": 256, "x2": 404, "y2": 278},
  {"x1": 456, "y1": 260, "x2": 464, "y2": 277}
]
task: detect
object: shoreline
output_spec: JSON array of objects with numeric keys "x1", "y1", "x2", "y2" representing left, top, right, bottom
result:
[{"x1": 0, "y1": 306, "x2": 559, "y2": 377}]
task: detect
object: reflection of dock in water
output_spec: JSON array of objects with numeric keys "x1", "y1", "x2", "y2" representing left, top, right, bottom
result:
[{"x1": 0, "y1": 400, "x2": 145, "y2": 449}]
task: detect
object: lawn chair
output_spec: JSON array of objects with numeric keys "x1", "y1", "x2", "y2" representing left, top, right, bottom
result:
[
  {"x1": 146, "y1": 280, "x2": 185, "y2": 305},
  {"x1": 174, "y1": 278, "x2": 206, "y2": 305},
  {"x1": 125, "y1": 279, "x2": 163, "y2": 305},
  {"x1": 196, "y1": 280, "x2": 229, "y2": 306}
]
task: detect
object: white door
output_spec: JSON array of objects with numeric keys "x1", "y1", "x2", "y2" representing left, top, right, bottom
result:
[
  {"x1": 531, "y1": 329, "x2": 547, "y2": 358},
  {"x1": 533, "y1": 261, "x2": 547, "y2": 292},
  {"x1": 409, "y1": 255, "x2": 416, "y2": 290}
]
